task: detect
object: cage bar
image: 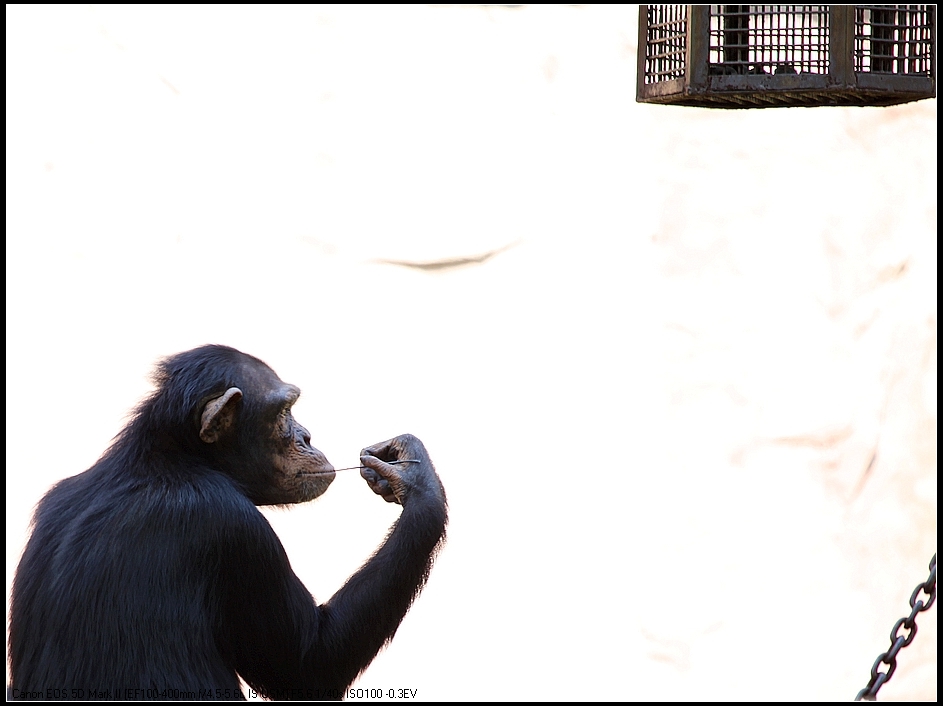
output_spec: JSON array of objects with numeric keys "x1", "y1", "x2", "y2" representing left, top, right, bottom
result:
[{"x1": 637, "y1": 5, "x2": 936, "y2": 108}]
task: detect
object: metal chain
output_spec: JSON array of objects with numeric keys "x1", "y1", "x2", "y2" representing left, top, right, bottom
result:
[{"x1": 855, "y1": 553, "x2": 937, "y2": 701}]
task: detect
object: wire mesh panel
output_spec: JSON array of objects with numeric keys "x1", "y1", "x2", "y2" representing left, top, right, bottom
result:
[
  {"x1": 855, "y1": 6, "x2": 934, "y2": 75},
  {"x1": 636, "y1": 4, "x2": 937, "y2": 108},
  {"x1": 708, "y1": 5, "x2": 829, "y2": 75},
  {"x1": 643, "y1": 5, "x2": 688, "y2": 84}
]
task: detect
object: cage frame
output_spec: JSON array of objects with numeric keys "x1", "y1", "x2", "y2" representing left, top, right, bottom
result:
[{"x1": 637, "y1": 5, "x2": 937, "y2": 108}]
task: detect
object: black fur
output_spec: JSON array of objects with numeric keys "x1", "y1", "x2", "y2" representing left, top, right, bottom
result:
[{"x1": 9, "y1": 345, "x2": 447, "y2": 701}]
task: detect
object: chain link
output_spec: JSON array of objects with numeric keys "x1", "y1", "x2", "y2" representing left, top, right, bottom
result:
[{"x1": 855, "y1": 553, "x2": 937, "y2": 701}]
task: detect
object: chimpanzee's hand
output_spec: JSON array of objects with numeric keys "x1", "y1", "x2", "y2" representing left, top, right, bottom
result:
[{"x1": 360, "y1": 434, "x2": 445, "y2": 507}]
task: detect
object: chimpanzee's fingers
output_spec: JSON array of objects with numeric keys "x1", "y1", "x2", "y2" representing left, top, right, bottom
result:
[
  {"x1": 360, "y1": 462, "x2": 403, "y2": 504},
  {"x1": 360, "y1": 454, "x2": 395, "y2": 480},
  {"x1": 363, "y1": 434, "x2": 428, "y2": 465},
  {"x1": 360, "y1": 438, "x2": 397, "y2": 463}
]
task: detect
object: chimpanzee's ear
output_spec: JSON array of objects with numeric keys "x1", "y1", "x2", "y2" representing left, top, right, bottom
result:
[{"x1": 199, "y1": 387, "x2": 243, "y2": 443}]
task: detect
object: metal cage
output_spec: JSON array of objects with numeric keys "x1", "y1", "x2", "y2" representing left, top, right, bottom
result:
[{"x1": 637, "y1": 5, "x2": 936, "y2": 108}]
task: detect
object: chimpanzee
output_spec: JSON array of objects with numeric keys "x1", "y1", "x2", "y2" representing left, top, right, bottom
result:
[{"x1": 8, "y1": 345, "x2": 447, "y2": 701}]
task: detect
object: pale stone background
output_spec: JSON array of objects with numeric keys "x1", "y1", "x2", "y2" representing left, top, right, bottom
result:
[{"x1": 5, "y1": 5, "x2": 936, "y2": 701}]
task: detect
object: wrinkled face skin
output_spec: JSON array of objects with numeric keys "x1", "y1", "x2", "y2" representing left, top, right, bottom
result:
[
  {"x1": 198, "y1": 360, "x2": 336, "y2": 506},
  {"x1": 262, "y1": 380, "x2": 335, "y2": 505}
]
